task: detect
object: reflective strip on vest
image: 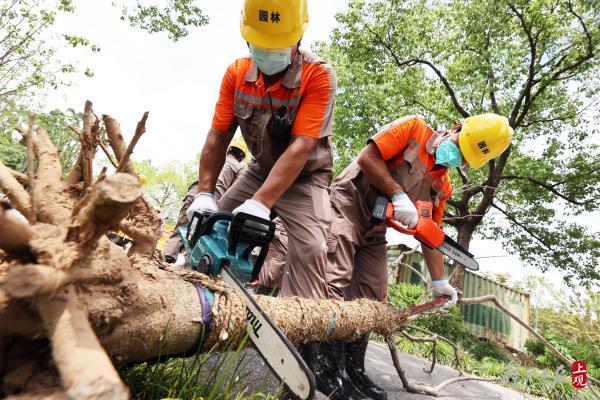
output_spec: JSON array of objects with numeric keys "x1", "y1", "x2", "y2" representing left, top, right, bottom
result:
[
  {"x1": 234, "y1": 89, "x2": 302, "y2": 108},
  {"x1": 402, "y1": 140, "x2": 449, "y2": 206}
]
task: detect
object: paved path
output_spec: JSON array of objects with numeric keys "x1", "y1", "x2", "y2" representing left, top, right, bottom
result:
[
  {"x1": 364, "y1": 341, "x2": 542, "y2": 400},
  {"x1": 201, "y1": 342, "x2": 543, "y2": 399}
]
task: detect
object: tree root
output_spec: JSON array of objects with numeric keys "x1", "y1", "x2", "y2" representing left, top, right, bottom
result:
[
  {"x1": 36, "y1": 287, "x2": 128, "y2": 400},
  {"x1": 0, "y1": 160, "x2": 31, "y2": 215}
]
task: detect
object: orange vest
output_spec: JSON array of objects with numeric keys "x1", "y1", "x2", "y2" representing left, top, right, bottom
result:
[
  {"x1": 211, "y1": 50, "x2": 337, "y2": 186},
  {"x1": 331, "y1": 116, "x2": 452, "y2": 228}
]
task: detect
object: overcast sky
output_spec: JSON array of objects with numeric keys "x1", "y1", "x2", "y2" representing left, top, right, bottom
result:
[{"x1": 43, "y1": 1, "x2": 598, "y2": 299}]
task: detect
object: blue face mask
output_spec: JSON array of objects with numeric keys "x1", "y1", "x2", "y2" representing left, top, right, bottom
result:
[
  {"x1": 435, "y1": 140, "x2": 463, "y2": 168},
  {"x1": 249, "y1": 44, "x2": 292, "y2": 76}
]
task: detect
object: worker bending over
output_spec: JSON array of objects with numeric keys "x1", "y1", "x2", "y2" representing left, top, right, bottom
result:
[{"x1": 324, "y1": 114, "x2": 513, "y2": 400}]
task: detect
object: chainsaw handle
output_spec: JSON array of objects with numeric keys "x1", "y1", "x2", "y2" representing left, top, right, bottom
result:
[{"x1": 385, "y1": 217, "x2": 417, "y2": 236}]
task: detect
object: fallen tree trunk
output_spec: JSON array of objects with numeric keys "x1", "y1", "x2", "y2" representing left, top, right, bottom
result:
[
  {"x1": 0, "y1": 103, "x2": 420, "y2": 399},
  {"x1": 1, "y1": 102, "x2": 593, "y2": 399}
]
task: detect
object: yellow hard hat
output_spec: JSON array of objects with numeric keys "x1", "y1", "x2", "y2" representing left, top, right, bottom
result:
[
  {"x1": 228, "y1": 137, "x2": 249, "y2": 159},
  {"x1": 138, "y1": 174, "x2": 148, "y2": 186},
  {"x1": 240, "y1": 0, "x2": 309, "y2": 49},
  {"x1": 458, "y1": 113, "x2": 513, "y2": 169}
]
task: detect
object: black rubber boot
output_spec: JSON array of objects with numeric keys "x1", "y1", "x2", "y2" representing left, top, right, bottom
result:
[
  {"x1": 346, "y1": 333, "x2": 388, "y2": 400},
  {"x1": 317, "y1": 341, "x2": 366, "y2": 400}
]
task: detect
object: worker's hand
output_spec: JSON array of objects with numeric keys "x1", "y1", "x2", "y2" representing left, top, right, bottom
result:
[
  {"x1": 186, "y1": 192, "x2": 218, "y2": 221},
  {"x1": 431, "y1": 278, "x2": 458, "y2": 308},
  {"x1": 391, "y1": 192, "x2": 418, "y2": 229},
  {"x1": 233, "y1": 199, "x2": 270, "y2": 221}
]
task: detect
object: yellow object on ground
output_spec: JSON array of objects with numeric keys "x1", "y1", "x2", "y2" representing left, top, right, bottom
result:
[
  {"x1": 240, "y1": 0, "x2": 309, "y2": 49},
  {"x1": 459, "y1": 113, "x2": 513, "y2": 169},
  {"x1": 156, "y1": 224, "x2": 175, "y2": 252}
]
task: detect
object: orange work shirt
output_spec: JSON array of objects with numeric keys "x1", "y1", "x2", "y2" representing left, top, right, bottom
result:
[
  {"x1": 331, "y1": 115, "x2": 452, "y2": 227},
  {"x1": 211, "y1": 50, "x2": 337, "y2": 186}
]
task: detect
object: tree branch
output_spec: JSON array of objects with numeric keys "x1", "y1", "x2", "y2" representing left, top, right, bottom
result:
[
  {"x1": 364, "y1": 25, "x2": 469, "y2": 118},
  {"x1": 103, "y1": 114, "x2": 134, "y2": 174},
  {"x1": 116, "y1": 112, "x2": 149, "y2": 173},
  {"x1": 386, "y1": 334, "x2": 494, "y2": 396},
  {"x1": 0, "y1": 203, "x2": 33, "y2": 253},
  {"x1": 406, "y1": 325, "x2": 463, "y2": 374},
  {"x1": 490, "y1": 202, "x2": 554, "y2": 253},
  {"x1": 507, "y1": 2, "x2": 538, "y2": 127},
  {"x1": 35, "y1": 287, "x2": 129, "y2": 400},
  {"x1": 67, "y1": 174, "x2": 142, "y2": 247},
  {"x1": 500, "y1": 175, "x2": 590, "y2": 206},
  {"x1": 23, "y1": 115, "x2": 36, "y2": 222},
  {"x1": 458, "y1": 295, "x2": 574, "y2": 368}
]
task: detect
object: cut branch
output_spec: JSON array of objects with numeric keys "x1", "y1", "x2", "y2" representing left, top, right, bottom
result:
[
  {"x1": 31, "y1": 128, "x2": 70, "y2": 225},
  {"x1": 103, "y1": 115, "x2": 133, "y2": 174},
  {"x1": 98, "y1": 141, "x2": 118, "y2": 169},
  {"x1": 406, "y1": 325, "x2": 463, "y2": 374},
  {"x1": 81, "y1": 101, "x2": 97, "y2": 188},
  {"x1": 67, "y1": 174, "x2": 142, "y2": 247},
  {"x1": 116, "y1": 112, "x2": 148, "y2": 173},
  {"x1": 1, "y1": 265, "x2": 70, "y2": 299},
  {"x1": 401, "y1": 331, "x2": 438, "y2": 373},
  {"x1": 24, "y1": 115, "x2": 36, "y2": 222},
  {"x1": 9, "y1": 168, "x2": 28, "y2": 187},
  {"x1": 458, "y1": 295, "x2": 573, "y2": 367}
]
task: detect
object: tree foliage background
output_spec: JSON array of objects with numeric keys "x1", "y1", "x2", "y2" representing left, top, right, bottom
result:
[
  {"x1": 318, "y1": 0, "x2": 600, "y2": 288},
  {"x1": 132, "y1": 160, "x2": 197, "y2": 224}
]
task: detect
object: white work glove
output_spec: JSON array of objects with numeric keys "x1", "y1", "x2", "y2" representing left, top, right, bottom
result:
[
  {"x1": 232, "y1": 199, "x2": 270, "y2": 221},
  {"x1": 431, "y1": 278, "x2": 458, "y2": 308},
  {"x1": 186, "y1": 192, "x2": 218, "y2": 221},
  {"x1": 390, "y1": 192, "x2": 418, "y2": 229}
]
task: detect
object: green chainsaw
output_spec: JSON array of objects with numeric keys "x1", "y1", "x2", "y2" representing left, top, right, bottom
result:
[{"x1": 179, "y1": 210, "x2": 315, "y2": 400}]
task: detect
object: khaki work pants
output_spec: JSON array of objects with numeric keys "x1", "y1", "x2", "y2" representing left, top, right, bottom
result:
[
  {"x1": 258, "y1": 217, "x2": 287, "y2": 289},
  {"x1": 163, "y1": 183, "x2": 199, "y2": 260},
  {"x1": 326, "y1": 204, "x2": 389, "y2": 301},
  {"x1": 218, "y1": 169, "x2": 331, "y2": 299}
]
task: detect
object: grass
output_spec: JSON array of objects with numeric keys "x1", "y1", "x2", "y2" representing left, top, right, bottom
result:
[{"x1": 120, "y1": 335, "x2": 281, "y2": 400}]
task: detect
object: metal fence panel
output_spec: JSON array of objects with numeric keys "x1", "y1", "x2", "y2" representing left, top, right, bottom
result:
[{"x1": 387, "y1": 248, "x2": 531, "y2": 351}]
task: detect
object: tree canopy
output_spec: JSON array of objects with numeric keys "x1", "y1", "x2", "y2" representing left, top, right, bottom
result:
[{"x1": 320, "y1": 0, "x2": 600, "y2": 288}]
